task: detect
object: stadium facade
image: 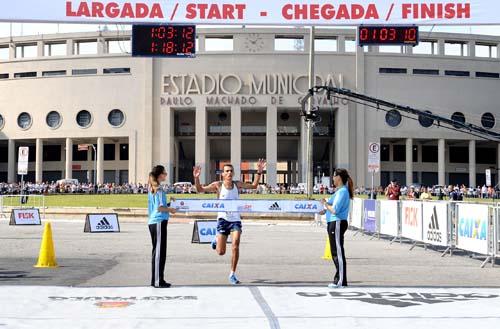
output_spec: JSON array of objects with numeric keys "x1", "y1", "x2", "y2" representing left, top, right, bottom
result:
[{"x1": 0, "y1": 27, "x2": 499, "y2": 188}]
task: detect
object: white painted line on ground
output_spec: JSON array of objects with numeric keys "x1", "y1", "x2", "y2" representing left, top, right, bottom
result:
[{"x1": 1, "y1": 286, "x2": 500, "y2": 329}]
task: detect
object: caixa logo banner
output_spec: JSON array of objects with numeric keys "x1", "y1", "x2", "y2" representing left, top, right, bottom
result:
[
  {"x1": 191, "y1": 220, "x2": 232, "y2": 244},
  {"x1": 84, "y1": 214, "x2": 120, "y2": 233},
  {"x1": 456, "y1": 204, "x2": 489, "y2": 255},
  {"x1": 172, "y1": 199, "x2": 321, "y2": 213}
]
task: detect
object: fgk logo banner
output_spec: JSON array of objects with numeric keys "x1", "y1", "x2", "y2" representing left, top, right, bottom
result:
[
  {"x1": 0, "y1": 1, "x2": 498, "y2": 26},
  {"x1": 10, "y1": 209, "x2": 41, "y2": 225},
  {"x1": 401, "y1": 201, "x2": 422, "y2": 241}
]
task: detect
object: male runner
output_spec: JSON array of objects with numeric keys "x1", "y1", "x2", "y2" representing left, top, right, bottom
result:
[{"x1": 193, "y1": 159, "x2": 266, "y2": 284}]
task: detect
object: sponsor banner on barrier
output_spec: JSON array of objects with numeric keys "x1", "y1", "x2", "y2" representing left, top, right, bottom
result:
[
  {"x1": 349, "y1": 198, "x2": 363, "y2": 229},
  {"x1": 422, "y1": 202, "x2": 448, "y2": 247},
  {"x1": 363, "y1": 199, "x2": 377, "y2": 233},
  {"x1": 9, "y1": 208, "x2": 41, "y2": 225},
  {"x1": 191, "y1": 220, "x2": 231, "y2": 244},
  {"x1": 401, "y1": 201, "x2": 423, "y2": 241},
  {"x1": 0, "y1": 1, "x2": 496, "y2": 26},
  {"x1": 379, "y1": 200, "x2": 399, "y2": 237},
  {"x1": 84, "y1": 214, "x2": 120, "y2": 233},
  {"x1": 457, "y1": 204, "x2": 489, "y2": 255},
  {"x1": 171, "y1": 199, "x2": 321, "y2": 214}
]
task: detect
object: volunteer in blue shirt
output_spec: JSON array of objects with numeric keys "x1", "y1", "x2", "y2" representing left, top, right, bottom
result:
[
  {"x1": 148, "y1": 165, "x2": 176, "y2": 288},
  {"x1": 320, "y1": 168, "x2": 354, "y2": 288}
]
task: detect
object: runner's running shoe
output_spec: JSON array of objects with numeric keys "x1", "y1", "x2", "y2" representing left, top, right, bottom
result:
[{"x1": 229, "y1": 273, "x2": 241, "y2": 285}]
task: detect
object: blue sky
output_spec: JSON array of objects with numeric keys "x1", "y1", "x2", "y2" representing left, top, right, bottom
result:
[{"x1": 2, "y1": 23, "x2": 500, "y2": 37}]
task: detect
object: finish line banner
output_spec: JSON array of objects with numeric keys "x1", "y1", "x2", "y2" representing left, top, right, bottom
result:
[
  {"x1": 0, "y1": 1, "x2": 497, "y2": 26},
  {"x1": 171, "y1": 199, "x2": 322, "y2": 213}
]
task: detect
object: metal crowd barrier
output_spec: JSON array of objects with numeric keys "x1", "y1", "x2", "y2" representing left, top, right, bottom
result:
[
  {"x1": 348, "y1": 198, "x2": 499, "y2": 268},
  {"x1": 0, "y1": 195, "x2": 46, "y2": 220}
]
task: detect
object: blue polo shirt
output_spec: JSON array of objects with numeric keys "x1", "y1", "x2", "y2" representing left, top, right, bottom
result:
[
  {"x1": 148, "y1": 188, "x2": 169, "y2": 224},
  {"x1": 325, "y1": 185, "x2": 350, "y2": 222}
]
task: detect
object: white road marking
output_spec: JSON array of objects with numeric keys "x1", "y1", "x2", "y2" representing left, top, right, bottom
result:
[{"x1": 1, "y1": 286, "x2": 500, "y2": 328}]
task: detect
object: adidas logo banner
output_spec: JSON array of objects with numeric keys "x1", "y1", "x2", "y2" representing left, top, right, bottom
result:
[
  {"x1": 84, "y1": 214, "x2": 120, "y2": 233},
  {"x1": 422, "y1": 203, "x2": 448, "y2": 247},
  {"x1": 268, "y1": 202, "x2": 282, "y2": 211}
]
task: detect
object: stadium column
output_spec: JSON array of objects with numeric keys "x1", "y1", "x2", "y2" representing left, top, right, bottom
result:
[
  {"x1": 406, "y1": 138, "x2": 413, "y2": 186},
  {"x1": 355, "y1": 40, "x2": 366, "y2": 187},
  {"x1": 438, "y1": 139, "x2": 446, "y2": 186},
  {"x1": 498, "y1": 144, "x2": 500, "y2": 186},
  {"x1": 231, "y1": 106, "x2": 242, "y2": 181},
  {"x1": 128, "y1": 132, "x2": 137, "y2": 184},
  {"x1": 266, "y1": 106, "x2": 278, "y2": 187},
  {"x1": 469, "y1": 140, "x2": 476, "y2": 187},
  {"x1": 162, "y1": 107, "x2": 175, "y2": 184},
  {"x1": 195, "y1": 106, "x2": 208, "y2": 183},
  {"x1": 35, "y1": 139, "x2": 43, "y2": 183},
  {"x1": 97, "y1": 137, "x2": 104, "y2": 184},
  {"x1": 65, "y1": 138, "x2": 72, "y2": 180},
  {"x1": 7, "y1": 139, "x2": 15, "y2": 183}
]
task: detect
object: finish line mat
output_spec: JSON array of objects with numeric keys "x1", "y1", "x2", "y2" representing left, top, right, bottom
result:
[{"x1": 1, "y1": 286, "x2": 500, "y2": 329}]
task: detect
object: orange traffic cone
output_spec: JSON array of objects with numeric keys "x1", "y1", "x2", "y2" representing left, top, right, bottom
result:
[
  {"x1": 34, "y1": 222, "x2": 58, "y2": 268},
  {"x1": 322, "y1": 237, "x2": 332, "y2": 260}
]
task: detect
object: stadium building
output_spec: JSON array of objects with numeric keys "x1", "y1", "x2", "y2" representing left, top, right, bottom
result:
[{"x1": 0, "y1": 27, "x2": 499, "y2": 188}]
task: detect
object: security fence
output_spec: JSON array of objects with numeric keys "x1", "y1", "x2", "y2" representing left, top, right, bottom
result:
[{"x1": 348, "y1": 198, "x2": 499, "y2": 268}]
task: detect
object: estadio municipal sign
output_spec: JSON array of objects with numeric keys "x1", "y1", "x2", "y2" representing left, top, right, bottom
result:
[{"x1": 0, "y1": 1, "x2": 496, "y2": 26}]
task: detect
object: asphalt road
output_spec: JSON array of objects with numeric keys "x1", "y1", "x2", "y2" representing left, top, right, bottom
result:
[{"x1": 1, "y1": 219, "x2": 499, "y2": 287}]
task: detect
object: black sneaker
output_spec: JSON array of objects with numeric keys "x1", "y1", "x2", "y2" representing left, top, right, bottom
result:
[{"x1": 152, "y1": 282, "x2": 171, "y2": 288}]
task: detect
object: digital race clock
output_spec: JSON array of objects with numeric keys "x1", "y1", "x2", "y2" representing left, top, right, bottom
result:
[
  {"x1": 358, "y1": 26, "x2": 419, "y2": 47},
  {"x1": 132, "y1": 24, "x2": 196, "y2": 58}
]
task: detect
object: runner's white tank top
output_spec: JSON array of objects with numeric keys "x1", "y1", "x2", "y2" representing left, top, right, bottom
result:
[{"x1": 218, "y1": 181, "x2": 240, "y2": 222}]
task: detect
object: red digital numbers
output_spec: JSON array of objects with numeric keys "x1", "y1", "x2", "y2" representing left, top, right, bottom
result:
[{"x1": 358, "y1": 26, "x2": 418, "y2": 46}]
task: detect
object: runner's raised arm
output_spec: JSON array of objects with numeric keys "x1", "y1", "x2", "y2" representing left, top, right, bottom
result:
[
  {"x1": 193, "y1": 166, "x2": 219, "y2": 193},
  {"x1": 238, "y1": 159, "x2": 266, "y2": 190}
]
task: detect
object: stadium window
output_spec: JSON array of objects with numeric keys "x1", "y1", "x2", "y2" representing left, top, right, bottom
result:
[
  {"x1": 46, "y1": 111, "x2": 62, "y2": 129},
  {"x1": 314, "y1": 37, "x2": 337, "y2": 52},
  {"x1": 14, "y1": 71, "x2": 37, "y2": 78},
  {"x1": 103, "y1": 68, "x2": 130, "y2": 74},
  {"x1": 0, "y1": 46, "x2": 9, "y2": 60},
  {"x1": 449, "y1": 146, "x2": 469, "y2": 163},
  {"x1": 120, "y1": 144, "x2": 129, "y2": 161},
  {"x1": 379, "y1": 46, "x2": 402, "y2": 54},
  {"x1": 108, "y1": 109, "x2": 125, "y2": 127},
  {"x1": 76, "y1": 110, "x2": 92, "y2": 128},
  {"x1": 15, "y1": 44, "x2": 37, "y2": 58},
  {"x1": 72, "y1": 145, "x2": 88, "y2": 161},
  {"x1": 381, "y1": 144, "x2": 390, "y2": 161},
  {"x1": 476, "y1": 72, "x2": 499, "y2": 79},
  {"x1": 481, "y1": 112, "x2": 496, "y2": 129},
  {"x1": 0, "y1": 73, "x2": 8, "y2": 79},
  {"x1": 418, "y1": 111, "x2": 434, "y2": 128},
  {"x1": 451, "y1": 112, "x2": 466, "y2": 128},
  {"x1": 422, "y1": 146, "x2": 438, "y2": 163},
  {"x1": 476, "y1": 148, "x2": 496, "y2": 164},
  {"x1": 393, "y1": 145, "x2": 406, "y2": 162},
  {"x1": 413, "y1": 146, "x2": 418, "y2": 162},
  {"x1": 385, "y1": 109, "x2": 402, "y2": 127},
  {"x1": 74, "y1": 40, "x2": 98, "y2": 55},
  {"x1": 17, "y1": 112, "x2": 32, "y2": 129},
  {"x1": 0, "y1": 145, "x2": 7, "y2": 162},
  {"x1": 344, "y1": 38, "x2": 356, "y2": 52},
  {"x1": 44, "y1": 42, "x2": 66, "y2": 56},
  {"x1": 445, "y1": 70, "x2": 470, "y2": 77},
  {"x1": 107, "y1": 39, "x2": 131, "y2": 54},
  {"x1": 444, "y1": 41, "x2": 467, "y2": 56},
  {"x1": 42, "y1": 70, "x2": 66, "y2": 77},
  {"x1": 275, "y1": 35, "x2": 304, "y2": 51},
  {"x1": 413, "y1": 40, "x2": 436, "y2": 55},
  {"x1": 475, "y1": 43, "x2": 497, "y2": 58},
  {"x1": 72, "y1": 69, "x2": 98, "y2": 75},
  {"x1": 413, "y1": 69, "x2": 439, "y2": 76},
  {"x1": 205, "y1": 36, "x2": 233, "y2": 51},
  {"x1": 104, "y1": 144, "x2": 115, "y2": 161},
  {"x1": 379, "y1": 68, "x2": 407, "y2": 74},
  {"x1": 43, "y1": 145, "x2": 62, "y2": 162}
]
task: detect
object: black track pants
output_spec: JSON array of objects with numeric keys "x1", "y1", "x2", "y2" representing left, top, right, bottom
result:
[
  {"x1": 327, "y1": 220, "x2": 348, "y2": 286},
  {"x1": 149, "y1": 220, "x2": 168, "y2": 287}
]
